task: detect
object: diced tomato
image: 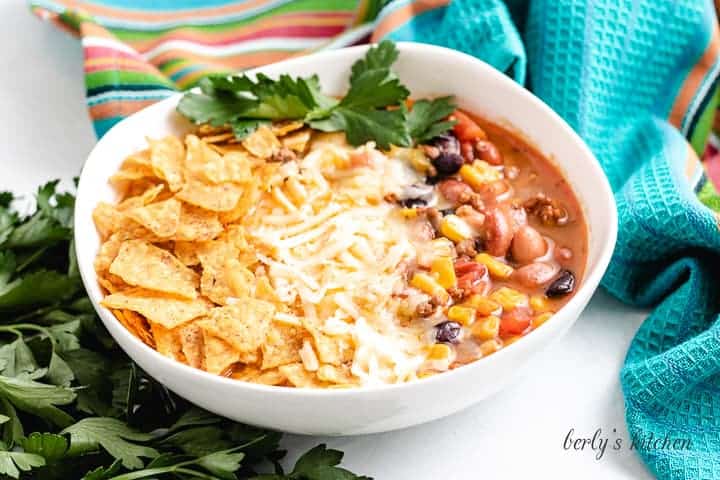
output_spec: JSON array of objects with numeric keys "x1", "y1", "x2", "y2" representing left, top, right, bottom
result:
[
  {"x1": 452, "y1": 110, "x2": 486, "y2": 142},
  {"x1": 500, "y1": 308, "x2": 532, "y2": 337},
  {"x1": 454, "y1": 259, "x2": 486, "y2": 275}
]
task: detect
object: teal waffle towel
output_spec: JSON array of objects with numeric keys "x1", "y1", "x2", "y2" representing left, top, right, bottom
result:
[
  {"x1": 34, "y1": 0, "x2": 720, "y2": 478},
  {"x1": 384, "y1": 1, "x2": 720, "y2": 477}
]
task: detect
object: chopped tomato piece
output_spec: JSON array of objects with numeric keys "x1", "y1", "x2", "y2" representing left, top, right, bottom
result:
[
  {"x1": 500, "y1": 308, "x2": 532, "y2": 337},
  {"x1": 452, "y1": 110, "x2": 486, "y2": 142}
]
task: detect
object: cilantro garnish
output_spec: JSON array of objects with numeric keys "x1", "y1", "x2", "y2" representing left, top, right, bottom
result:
[
  {"x1": 177, "y1": 40, "x2": 456, "y2": 149},
  {"x1": 0, "y1": 182, "x2": 369, "y2": 479}
]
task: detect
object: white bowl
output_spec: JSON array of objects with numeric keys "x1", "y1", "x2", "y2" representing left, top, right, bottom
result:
[{"x1": 75, "y1": 42, "x2": 617, "y2": 436}]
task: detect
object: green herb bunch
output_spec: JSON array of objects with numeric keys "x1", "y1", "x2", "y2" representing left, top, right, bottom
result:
[
  {"x1": 0, "y1": 182, "x2": 368, "y2": 480},
  {"x1": 178, "y1": 40, "x2": 456, "y2": 150}
]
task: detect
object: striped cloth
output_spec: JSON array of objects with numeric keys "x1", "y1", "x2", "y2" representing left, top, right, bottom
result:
[{"x1": 31, "y1": 1, "x2": 720, "y2": 479}]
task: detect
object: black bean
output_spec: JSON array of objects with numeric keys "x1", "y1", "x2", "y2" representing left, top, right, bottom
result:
[
  {"x1": 399, "y1": 183, "x2": 434, "y2": 208},
  {"x1": 546, "y1": 269, "x2": 576, "y2": 297},
  {"x1": 429, "y1": 133, "x2": 461, "y2": 156},
  {"x1": 426, "y1": 174, "x2": 442, "y2": 185},
  {"x1": 432, "y1": 152, "x2": 464, "y2": 175},
  {"x1": 435, "y1": 321, "x2": 462, "y2": 344}
]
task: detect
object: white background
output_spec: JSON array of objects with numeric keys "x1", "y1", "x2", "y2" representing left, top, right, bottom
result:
[{"x1": 0, "y1": 1, "x2": 655, "y2": 478}]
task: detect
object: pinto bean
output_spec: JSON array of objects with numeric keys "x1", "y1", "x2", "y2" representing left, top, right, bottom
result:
[
  {"x1": 456, "y1": 205, "x2": 486, "y2": 230},
  {"x1": 438, "y1": 179, "x2": 474, "y2": 204},
  {"x1": 475, "y1": 140, "x2": 503, "y2": 165},
  {"x1": 409, "y1": 218, "x2": 435, "y2": 242},
  {"x1": 511, "y1": 225, "x2": 547, "y2": 264},
  {"x1": 461, "y1": 142, "x2": 475, "y2": 163},
  {"x1": 506, "y1": 205, "x2": 527, "y2": 231},
  {"x1": 512, "y1": 262, "x2": 559, "y2": 288},
  {"x1": 484, "y1": 208, "x2": 514, "y2": 257}
]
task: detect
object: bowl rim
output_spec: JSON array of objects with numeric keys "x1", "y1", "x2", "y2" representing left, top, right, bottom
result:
[{"x1": 74, "y1": 41, "x2": 618, "y2": 398}]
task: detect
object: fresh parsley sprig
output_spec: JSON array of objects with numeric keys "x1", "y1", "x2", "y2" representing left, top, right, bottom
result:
[
  {"x1": 0, "y1": 182, "x2": 368, "y2": 480},
  {"x1": 177, "y1": 40, "x2": 457, "y2": 149}
]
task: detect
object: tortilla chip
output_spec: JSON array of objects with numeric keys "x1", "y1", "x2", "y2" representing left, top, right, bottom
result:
[
  {"x1": 109, "y1": 240, "x2": 198, "y2": 299},
  {"x1": 202, "y1": 151, "x2": 252, "y2": 184},
  {"x1": 200, "y1": 268, "x2": 232, "y2": 305},
  {"x1": 271, "y1": 120, "x2": 304, "y2": 137},
  {"x1": 176, "y1": 179, "x2": 243, "y2": 212},
  {"x1": 149, "y1": 136, "x2": 185, "y2": 192},
  {"x1": 278, "y1": 363, "x2": 327, "y2": 388},
  {"x1": 174, "y1": 241, "x2": 200, "y2": 266},
  {"x1": 282, "y1": 129, "x2": 311, "y2": 153},
  {"x1": 176, "y1": 204, "x2": 223, "y2": 241},
  {"x1": 151, "y1": 322, "x2": 184, "y2": 361},
  {"x1": 196, "y1": 238, "x2": 240, "y2": 304},
  {"x1": 102, "y1": 289, "x2": 209, "y2": 329},
  {"x1": 109, "y1": 165, "x2": 155, "y2": 189},
  {"x1": 225, "y1": 259, "x2": 254, "y2": 298},
  {"x1": 242, "y1": 125, "x2": 280, "y2": 158},
  {"x1": 302, "y1": 319, "x2": 349, "y2": 366},
  {"x1": 254, "y1": 276, "x2": 282, "y2": 303},
  {"x1": 200, "y1": 132, "x2": 235, "y2": 144},
  {"x1": 202, "y1": 299, "x2": 274, "y2": 357},
  {"x1": 179, "y1": 321, "x2": 205, "y2": 369},
  {"x1": 197, "y1": 124, "x2": 231, "y2": 136},
  {"x1": 93, "y1": 202, "x2": 126, "y2": 240},
  {"x1": 125, "y1": 198, "x2": 181, "y2": 238},
  {"x1": 231, "y1": 365, "x2": 286, "y2": 385},
  {"x1": 117, "y1": 184, "x2": 165, "y2": 211},
  {"x1": 95, "y1": 234, "x2": 124, "y2": 274},
  {"x1": 261, "y1": 323, "x2": 304, "y2": 370},
  {"x1": 115, "y1": 309, "x2": 155, "y2": 347},
  {"x1": 316, "y1": 364, "x2": 356, "y2": 385},
  {"x1": 122, "y1": 150, "x2": 153, "y2": 170},
  {"x1": 197, "y1": 324, "x2": 242, "y2": 375},
  {"x1": 218, "y1": 179, "x2": 262, "y2": 224}
]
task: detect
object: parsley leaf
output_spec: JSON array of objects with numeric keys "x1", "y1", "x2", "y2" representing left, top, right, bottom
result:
[
  {"x1": 62, "y1": 417, "x2": 158, "y2": 469},
  {"x1": 0, "y1": 270, "x2": 79, "y2": 310},
  {"x1": 0, "y1": 375, "x2": 76, "y2": 428},
  {"x1": 177, "y1": 73, "x2": 337, "y2": 132},
  {"x1": 349, "y1": 40, "x2": 399, "y2": 81},
  {"x1": 407, "y1": 96, "x2": 458, "y2": 143},
  {"x1": 177, "y1": 39, "x2": 425, "y2": 149},
  {"x1": 311, "y1": 107, "x2": 410, "y2": 149},
  {"x1": 21, "y1": 432, "x2": 69, "y2": 463},
  {"x1": 0, "y1": 447, "x2": 45, "y2": 479},
  {"x1": 0, "y1": 181, "x2": 369, "y2": 479}
]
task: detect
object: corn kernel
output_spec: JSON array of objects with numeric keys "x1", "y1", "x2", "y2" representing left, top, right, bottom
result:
[
  {"x1": 400, "y1": 207, "x2": 418, "y2": 218},
  {"x1": 503, "y1": 335, "x2": 522, "y2": 346},
  {"x1": 430, "y1": 238, "x2": 455, "y2": 258},
  {"x1": 471, "y1": 315, "x2": 500, "y2": 341},
  {"x1": 465, "y1": 294, "x2": 502, "y2": 316},
  {"x1": 431, "y1": 256, "x2": 457, "y2": 289},
  {"x1": 427, "y1": 343, "x2": 453, "y2": 361},
  {"x1": 390, "y1": 146, "x2": 432, "y2": 173},
  {"x1": 532, "y1": 312, "x2": 554, "y2": 328},
  {"x1": 447, "y1": 305, "x2": 476, "y2": 326},
  {"x1": 489, "y1": 287, "x2": 528, "y2": 311},
  {"x1": 440, "y1": 215, "x2": 473, "y2": 242},
  {"x1": 459, "y1": 161, "x2": 501, "y2": 190},
  {"x1": 479, "y1": 339, "x2": 502, "y2": 356},
  {"x1": 410, "y1": 272, "x2": 449, "y2": 304},
  {"x1": 475, "y1": 253, "x2": 514, "y2": 279},
  {"x1": 530, "y1": 295, "x2": 552, "y2": 313}
]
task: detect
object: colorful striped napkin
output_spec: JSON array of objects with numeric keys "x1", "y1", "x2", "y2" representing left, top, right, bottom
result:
[{"x1": 32, "y1": 1, "x2": 720, "y2": 479}]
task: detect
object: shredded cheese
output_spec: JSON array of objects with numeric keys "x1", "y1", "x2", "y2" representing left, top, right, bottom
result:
[{"x1": 244, "y1": 141, "x2": 431, "y2": 384}]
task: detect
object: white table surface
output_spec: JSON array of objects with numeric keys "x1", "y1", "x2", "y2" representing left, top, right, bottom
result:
[{"x1": 1, "y1": 2, "x2": 655, "y2": 478}]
